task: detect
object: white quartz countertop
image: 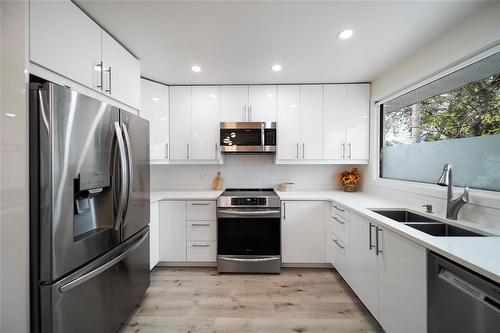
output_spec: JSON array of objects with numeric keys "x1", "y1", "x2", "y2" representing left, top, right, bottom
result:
[
  {"x1": 151, "y1": 189, "x2": 500, "y2": 283},
  {"x1": 150, "y1": 190, "x2": 223, "y2": 202}
]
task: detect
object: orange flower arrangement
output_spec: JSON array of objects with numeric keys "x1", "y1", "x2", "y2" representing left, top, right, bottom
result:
[{"x1": 338, "y1": 168, "x2": 361, "y2": 186}]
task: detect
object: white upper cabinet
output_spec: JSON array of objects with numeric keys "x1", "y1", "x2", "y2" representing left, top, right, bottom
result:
[
  {"x1": 140, "y1": 79, "x2": 169, "y2": 162},
  {"x1": 29, "y1": 0, "x2": 140, "y2": 109},
  {"x1": 300, "y1": 85, "x2": 323, "y2": 160},
  {"x1": 169, "y1": 86, "x2": 192, "y2": 160},
  {"x1": 277, "y1": 85, "x2": 323, "y2": 160},
  {"x1": 323, "y1": 85, "x2": 347, "y2": 160},
  {"x1": 323, "y1": 84, "x2": 370, "y2": 162},
  {"x1": 282, "y1": 201, "x2": 326, "y2": 264},
  {"x1": 345, "y1": 84, "x2": 370, "y2": 160},
  {"x1": 277, "y1": 86, "x2": 300, "y2": 160},
  {"x1": 248, "y1": 85, "x2": 277, "y2": 122},
  {"x1": 30, "y1": 0, "x2": 101, "y2": 90},
  {"x1": 191, "y1": 86, "x2": 220, "y2": 160},
  {"x1": 101, "y1": 31, "x2": 141, "y2": 109},
  {"x1": 220, "y1": 86, "x2": 249, "y2": 122}
]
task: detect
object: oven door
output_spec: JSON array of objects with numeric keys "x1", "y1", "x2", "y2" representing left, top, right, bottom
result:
[{"x1": 217, "y1": 208, "x2": 281, "y2": 256}]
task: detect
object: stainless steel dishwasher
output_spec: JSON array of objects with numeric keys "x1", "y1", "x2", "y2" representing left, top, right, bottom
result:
[{"x1": 428, "y1": 252, "x2": 500, "y2": 333}]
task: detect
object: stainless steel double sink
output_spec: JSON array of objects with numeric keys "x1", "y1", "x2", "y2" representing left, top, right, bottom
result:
[{"x1": 370, "y1": 209, "x2": 485, "y2": 237}]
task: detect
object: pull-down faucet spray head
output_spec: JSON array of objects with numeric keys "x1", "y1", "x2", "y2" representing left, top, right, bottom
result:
[{"x1": 437, "y1": 163, "x2": 452, "y2": 187}]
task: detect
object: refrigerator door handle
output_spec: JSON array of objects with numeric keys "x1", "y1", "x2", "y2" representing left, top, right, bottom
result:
[
  {"x1": 121, "y1": 122, "x2": 133, "y2": 223},
  {"x1": 114, "y1": 121, "x2": 128, "y2": 230},
  {"x1": 59, "y1": 230, "x2": 149, "y2": 293}
]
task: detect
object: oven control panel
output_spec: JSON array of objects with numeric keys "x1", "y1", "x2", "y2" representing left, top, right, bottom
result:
[{"x1": 231, "y1": 197, "x2": 267, "y2": 206}]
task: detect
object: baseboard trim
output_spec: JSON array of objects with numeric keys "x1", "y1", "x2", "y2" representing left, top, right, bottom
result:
[{"x1": 155, "y1": 262, "x2": 332, "y2": 269}]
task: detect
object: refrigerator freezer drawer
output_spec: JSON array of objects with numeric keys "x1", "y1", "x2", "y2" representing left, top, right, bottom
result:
[{"x1": 39, "y1": 227, "x2": 150, "y2": 333}]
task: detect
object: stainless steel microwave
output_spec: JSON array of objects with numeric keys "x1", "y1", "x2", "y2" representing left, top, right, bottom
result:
[{"x1": 220, "y1": 122, "x2": 276, "y2": 153}]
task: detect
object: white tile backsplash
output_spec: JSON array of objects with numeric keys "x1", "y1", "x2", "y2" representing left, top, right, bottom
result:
[{"x1": 151, "y1": 155, "x2": 366, "y2": 191}]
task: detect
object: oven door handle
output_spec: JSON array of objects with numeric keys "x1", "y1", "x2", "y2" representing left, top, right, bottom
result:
[
  {"x1": 218, "y1": 256, "x2": 280, "y2": 262},
  {"x1": 217, "y1": 209, "x2": 281, "y2": 218}
]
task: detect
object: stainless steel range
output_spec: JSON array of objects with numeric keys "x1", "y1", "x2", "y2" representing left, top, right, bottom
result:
[{"x1": 217, "y1": 188, "x2": 281, "y2": 273}]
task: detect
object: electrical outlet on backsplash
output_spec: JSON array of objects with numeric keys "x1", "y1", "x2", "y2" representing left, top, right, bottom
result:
[{"x1": 151, "y1": 155, "x2": 368, "y2": 192}]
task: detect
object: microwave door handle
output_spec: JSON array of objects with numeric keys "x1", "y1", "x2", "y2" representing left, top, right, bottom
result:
[
  {"x1": 121, "y1": 123, "x2": 133, "y2": 223},
  {"x1": 114, "y1": 122, "x2": 128, "y2": 230}
]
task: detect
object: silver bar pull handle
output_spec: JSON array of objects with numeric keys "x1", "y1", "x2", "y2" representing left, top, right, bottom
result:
[
  {"x1": 192, "y1": 244, "x2": 210, "y2": 248},
  {"x1": 121, "y1": 123, "x2": 134, "y2": 222},
  {"x1": 187, "y1": 143, "x2": 190, "y2": 159},
  {"x1": 191, "y1": 202, "x2": 210, "y2": 206},
  {"x1": 341, "y1": 143, "x2": 345, "y2": 159},
  {"x1": 191, "y1": 223, "x2": 210, "y2": 227},
  {"x1": 369, "y1": 222, "x2": 375, "y2": 250},
  {"x1": 96, "y1": 61, "x2": 103, "y2": 90},
  {"x1": 105, "y1": 66, "x2": 112, "y2": 94},
  {"x1": 333, "y1": 205, "x2": 345, "y2": 212},
  {"x1": 296, "y1": 143, "x2": 299, "y2": 159},
  {"x1": 376, "y1": 226, "x2": 383, "y2": 255},
  {"x1": 165, "y1": 143, "x2": 169, "y2": 159},
  {"x1": 333, "y1": 216, "x2": 345, "y2": 224},
  {"x1": 114, "y1": 122, "x2": 128, "y2": 230},
  {"x1": 243, "y1": 105, "x2": 247, "y2": 121},
  {"x1": 214, "y1": 142, "x2": 218, "y2": 159},
  {"x1": 302, "y1": 143, "x2": 305, "y2": 159},
  {"x1": 333, "y1": 239, "x2": 345, "y2": 250},
  {"x1": 283, "y1": 202, "x2": 286, "y2": 220},
  {"x1": 219, "y1": 256, "x2": 279, "y2": 263},
  {"x1": 348, "y1": 142, "x2": 352, "y2": 159},
  {"x1": 248, "y1": 105, "x2": 252, "y2": 121}
]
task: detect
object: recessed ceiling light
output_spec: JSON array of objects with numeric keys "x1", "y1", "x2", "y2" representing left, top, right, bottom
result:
[
  {"x1": 272, "y1": 64, "x2": 282, "y2": 72},
  {"x1": 209, "y1": 94, "x2": 217, "y2": 99},
  {"x1": 191, "y1": 65, "x2": 201, "y2": 73},
  {"x1": 5, "y1": 113, "x2": 16, "y2": 117},
  {"x1": 337, "y1": 29, "x2": 354, "y2": 40},
  {"x1": 152, "y1": 97, "x2": 160, "y2": 101}
]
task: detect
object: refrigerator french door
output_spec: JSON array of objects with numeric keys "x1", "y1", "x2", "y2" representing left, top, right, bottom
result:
[{"x1": 29, "y1": 80, "x2": 150, "y2": 333}]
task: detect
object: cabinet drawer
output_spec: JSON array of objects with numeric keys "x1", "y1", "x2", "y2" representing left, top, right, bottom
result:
[
  {"x1": 186, "y1": 201, "x2": 216, "y2": 220},
  {"x1": 187, "y1": 221, "x2": 216, "y2": 241},
  {"x1": 330, "y1": 234, "x2": 349, "y2": 279},
  {"x1": 331, "y1": 202, "x2": 348, "y2": 219},
  {"x1": 187, "y1": 241, "x2": 217, "y2": 262},
  {"x1": 330, "y1": 214, "x2": 349, "y2": 244}
]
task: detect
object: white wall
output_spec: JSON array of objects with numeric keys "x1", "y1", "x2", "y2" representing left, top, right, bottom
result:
[
  {"x1": 371, "y1": 1, "x2": 500, "y2": 101},
  {"x1": 152, "y1": 155, "x2": 366, "y2": 191},
  {"x1": 367, "y1": 1, "x2": 500, "y2": 229},
  {"x1": 0, "y1": 1, "x2": 30, "y2": 332}
]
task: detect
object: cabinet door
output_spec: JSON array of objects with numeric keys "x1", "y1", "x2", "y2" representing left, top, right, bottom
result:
[
  {"x1": 277, "y1": 86, "x2": 300, "y2": 160},
  {"x1": 101, "y1": 31, "x2": 141, "y2": 109},
  {"x1": 345, "y1": 84, "x2": 370, "y2": 160},
  {"x1": 349, "y1": 213, "x2": 379, "y2": 318},
  {"x1": 169, "y1": 86, "x2": 192, "y2": 160},
  {"x1": 149, "y1": 202, "x2": 159, "y2": 270},
  {"x1": 30, "y1": 0, "x2": 101, "y2": 90},
  {"x1": 191, "y1": 86, "x2": 220, "y2": 160},
  {"x1": 220, "y1": 86, "x2": 249, "y2": 122},
  {"x1": 159, "y1": 201, "x2": 186, "y2": 261},
  {"x1": 248, "y1": 85, "x2": 277, "y2": 122},
  {"x1": 378, "y1": 228, "x2": 427, "y2": 333},
  {"x1": 300, "y1": 85, "x2": 323, "y2": 160},
  {"x1": 140, "y1": 79, "x2": 169, "y2": 161},
  {"x1": 282, "y1": 201, "x2": 326, "y2": 263},
  {"x1": 323, "y1": 84, "x2": 346, "y2": 160}
]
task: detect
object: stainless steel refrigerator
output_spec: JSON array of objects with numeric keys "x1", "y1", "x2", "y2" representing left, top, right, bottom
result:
[{"x1": 29, "y1": 80, "x2": 150, "y2": 333}]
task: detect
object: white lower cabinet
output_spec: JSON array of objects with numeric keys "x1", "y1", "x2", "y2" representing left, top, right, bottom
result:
[
  {"x1": 159, "y1": 201, "x2": 187, "y2": 262},
  {"x1": 349, "y1": 212, "x2": 427, "y2": 333},
  {"x1": 282, "y1": 201, "x2": 326, "y2": 264},
  {"x1": 349, "y1": 213, "x2": 380, "y2": 317},
  {"x1": 377, "y1": 227, "x2": 427, "y2": 333},
  {"x1": 158, "y1": 200, "x2": 217, "y2": 263},
  {"x1": 149, "y1": 202, "x2": 160, "y2": 270}
]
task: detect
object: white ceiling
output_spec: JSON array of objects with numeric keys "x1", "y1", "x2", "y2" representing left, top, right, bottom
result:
[{"x1": 75, "y1": 0, "x2": 485, "y2": 85}]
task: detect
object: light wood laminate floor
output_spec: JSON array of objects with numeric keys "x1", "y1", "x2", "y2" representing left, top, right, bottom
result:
[{"x1": 121, "y1": 267, "x2": 382, "y2": 333}]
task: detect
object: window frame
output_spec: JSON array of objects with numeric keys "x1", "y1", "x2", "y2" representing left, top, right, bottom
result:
[{"x1": 368, "y1": 45, "x2": 500, "y2": 210}]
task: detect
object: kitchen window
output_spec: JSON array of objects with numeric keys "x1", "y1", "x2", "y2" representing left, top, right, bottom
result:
[{"x1": 380, "y1": 51, "x2": 500, "y2": 192}]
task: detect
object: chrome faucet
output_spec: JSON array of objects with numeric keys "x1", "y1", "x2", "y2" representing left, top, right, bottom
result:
[{"x1": 436, "y1": 163, "x2": 469, "y2": 220}]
